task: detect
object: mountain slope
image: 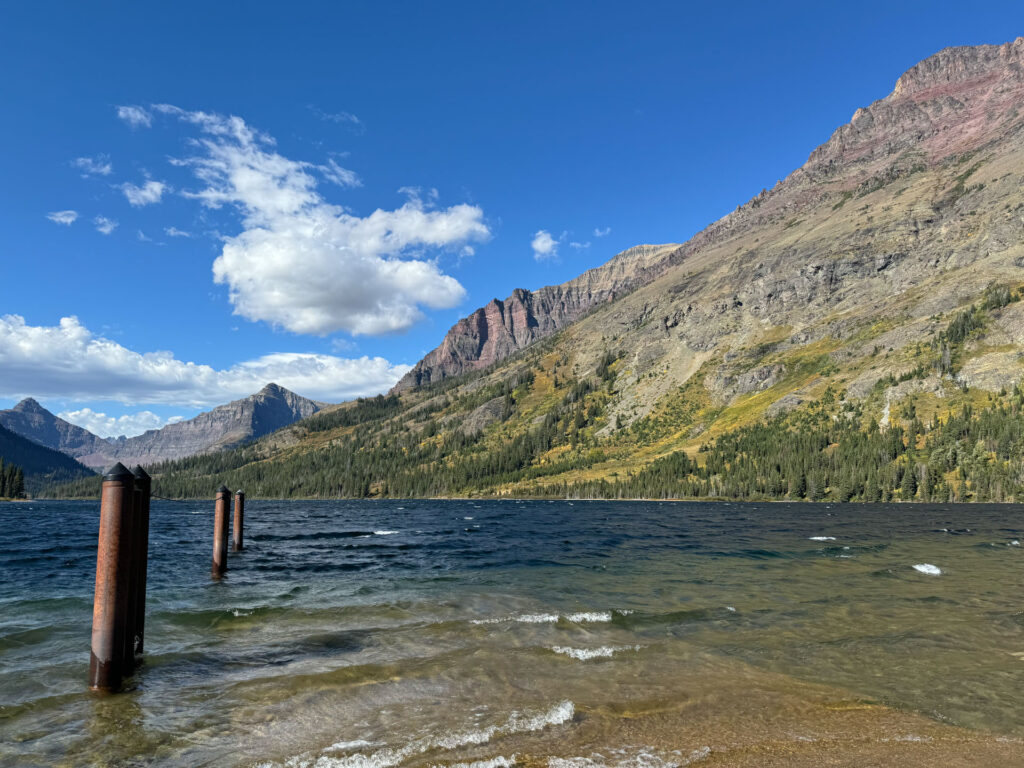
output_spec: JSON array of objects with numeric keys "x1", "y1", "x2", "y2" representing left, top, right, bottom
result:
[
  {"x1": 0, "y1": 398, "x2": 109, "y2": 459},
  {"x1": 92, "y1": 383, "x2": 328, "y2": 469},
  {"x1": 0, "y1": 422, "x2": 94, "y2": 495},
  {"x1": 393, "y1": 243, "x2": 683, "y2": 390},
  {"x1": 44, "y1": 38, "x2": 1024, "y2": 502}
]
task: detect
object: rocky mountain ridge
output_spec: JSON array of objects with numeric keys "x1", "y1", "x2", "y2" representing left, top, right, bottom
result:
[
  {"x1": 0, "y1": 398, "x2": 111, "y2": 460},
  {"x1": 43, "y1": 38, "x2": 1024, "y2": 502},
  {"x1": 1, "y1": 383, "x2": 327, "y2": 471},
  {"x1": 393, "y1": 243, "x2": 682, "y2": 390}
]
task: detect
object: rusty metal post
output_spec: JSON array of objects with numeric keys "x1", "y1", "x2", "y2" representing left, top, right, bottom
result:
[
  {"x1": 232, "y1": 490, "x2": 245, "y2": 552},
  {"x1": 89, "y1": 463, "x2": 134, "y2": 691},
  {"x1": 212, "y1": 485, "x2": 230, "y2": 578},
  {"x1": 131, "y1": 466, "x2": 151, "y2": 657},
  {"x1": 120, "y1": 477, "x2": 138, "y2": 673}
]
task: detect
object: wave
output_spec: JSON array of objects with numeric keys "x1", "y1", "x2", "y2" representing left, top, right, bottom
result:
[
  {"x1": 912, "y1": 563, "x2": 942, "y2": 575},
  {"x1": 549, "y1": 746, "x2": 711, "y2": 768},
  {"x1": 550, "y1": 645, "x2": 643, "y2": 661},
  {"x1": 291, "y1": 700, "x2": 574, "y2": 768},
  {"x1": 471, "y1": 611, "x2": 614, "y2": 625},
  {"x1": 808, "y1": 536, "x2": 836, "y2": 541}
]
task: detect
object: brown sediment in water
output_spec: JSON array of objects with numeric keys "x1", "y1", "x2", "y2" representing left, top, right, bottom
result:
[{"x1": 424, "y1": 661, "x2": 1024, "y2": 768}]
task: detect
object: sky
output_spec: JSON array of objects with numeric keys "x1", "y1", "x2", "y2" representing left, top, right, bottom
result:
[{"x1": 1, "y1": 1, "x2": 1022, "y2": 438}]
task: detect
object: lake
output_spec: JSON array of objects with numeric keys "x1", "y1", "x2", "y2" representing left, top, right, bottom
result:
[{"x1": 2, "y1": 499, "x2": 1023, "y2": 766}]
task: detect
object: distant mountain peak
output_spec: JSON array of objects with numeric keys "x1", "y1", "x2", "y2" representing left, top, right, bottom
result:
[
  {"x1": 258, "y1": 382, "x2": 284, "y2": 395},
  {"x1": 13, "y1": 397, "x2": 44, "y2": 413}
]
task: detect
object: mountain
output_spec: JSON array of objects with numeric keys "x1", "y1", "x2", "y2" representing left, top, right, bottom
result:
[
  {"x1": 0, "y1": 398, "x2": 109, "y2": 460},
  {"x1": 94, "y1": 383, "x2": 328, "y2": 469},
  {"x1": 3, "y1": 384, "x2": 327, "y2": 472},
  {"x1": 0, "y1": 422, "x2": 94, "y2": 496},
  {"x1": 45, "y1": 39, "x2": 1024, "y2": 502},
  {"x1": 393, "y1": 244, "x2": 682, "y2": 390}
]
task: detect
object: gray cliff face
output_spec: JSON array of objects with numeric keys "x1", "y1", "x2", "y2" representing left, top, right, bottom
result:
[
  {"x1": 392, "y1": 244, "x2": 683, "y2": 390},
  {"x1": 0, "y1": 398, "x2": 108, "y2": 459},
  {"x1": 95, "y1": 383, "x2": 327, "y2": 470},
  {"x1": 2, "y1": 385, "x2": 328, "y2": 471}
]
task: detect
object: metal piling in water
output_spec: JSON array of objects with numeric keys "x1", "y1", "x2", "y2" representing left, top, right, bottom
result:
[
  {"x1": 89, "y1": 463, "x2": 135, "y2": 691},
  {"x1": 131, "y1": 466, "x2": 151, "y2": 656},
  {"x1": 212, "y1": 485, "x2": 230, "y2": 578},
  {"x1": 232, "y1": 490, "x2": 245, "y2": 552}
]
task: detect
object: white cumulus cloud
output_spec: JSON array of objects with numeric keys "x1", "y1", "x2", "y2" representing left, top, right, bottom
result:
[
  {"x1": 531, "y1": 229, "x2": 559, "y2": 260},
  {"x1": 593, "y1": 227, "x2": 611, "y2": 237},
  {"x1": 57, "y1": 408, "x2": 181, "y2": 439},
  {"x1": 94, "y1": 216, "x2": 118, "y2": 235},
  {"x1": 116, "y1": 105, "x2": 152, "y2": 128},
  {"x1": 47, "y1": 210, "x2": 78, "y2": 225},
  {"x1": 121, "y1": 179, "x2": 167, "y2": 206},
  {"x1": 157, "y1": 106, "x2": 489, "y2": 335},
  {"x1": 72, "y1": 155, "x2": 113, "y2": 177},
  {"x1": 0, "y1": 314, "x2": 410, "y2": 407}
]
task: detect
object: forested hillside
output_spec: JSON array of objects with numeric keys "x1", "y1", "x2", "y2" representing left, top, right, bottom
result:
[
  {"x1": 0, "y1": 423, "x2": 94, "y2": 495},
  {"x1": 40, "y1": 40, "x2": 1024, "y2": 505}
]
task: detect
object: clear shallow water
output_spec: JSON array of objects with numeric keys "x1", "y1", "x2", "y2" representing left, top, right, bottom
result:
[{"x1": 2, "y1": 499, "x2": 1024, "y2": 767}]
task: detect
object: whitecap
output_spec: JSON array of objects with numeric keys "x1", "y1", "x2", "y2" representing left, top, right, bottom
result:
[
  {"x1": 1010, "y1": 540, "x2": 1020, "y2": 547},
  {"x1": 374, "y1": 531, "x2": 399, "y2": 536},
  {"x1": 725, "y1": 606, "x2": 736, "y2": 612},
  {"x1": 549, "y1": 745, "x2": 710, "y2": 768},
  {"x1": 516, "y1": 613, "x2": 562, "y2": 623},
  {"x1": 809, "y1": 536, "x2": 836, "y2": 541},
  {"x1": 326, "y1": 739, "x2": 378, "y2": 752},
  {"x1": 464, "y1": 516, "x2": 474, "y2": 520},
  {"x1": 912, "y1": 563, "x2": 942, "y2": 575},
  {"x1": 435, "y1": 757, "x2": 517, "y2": 768},
  {"x1": 551, "y1": 645, "x2": 642, "y2": 661},
  {"x1": 310, "y1": 701, "x2": 573, "y2": 768},
  {"x1": 564, "y1": 611, "x2": 612, "y2": 623}
]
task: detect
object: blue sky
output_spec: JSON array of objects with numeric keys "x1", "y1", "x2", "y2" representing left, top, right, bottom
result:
[{"x1": 1, "y1": 1, "x2": 1022, "y2": 437}]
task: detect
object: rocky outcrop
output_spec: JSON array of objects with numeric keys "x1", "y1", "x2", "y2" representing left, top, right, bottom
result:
[
  {"x1": 393, "y1": 244, "x2": 683, "y2": 390},
  {"x1": 0, "y1": 398, "x2": 109, "y2": 459},
  {"x1": 93, "y1": 383, "x2": 327, "y2": 470},
  {"x1": 2, "y1": 385, "x2": 328, "y2": 471}
]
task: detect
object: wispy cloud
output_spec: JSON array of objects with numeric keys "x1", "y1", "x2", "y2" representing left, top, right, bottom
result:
[
  {"x1": 94, "y1": 216, "x2": 118, "y2": 235},
  {"x1": 164, "y1": 226, "x2": 191, "y2": 238},
  {"x1": 593, "y1": 227, "x2": 611, "y2": 237},
  {"x1": 121, "y1": 179, "x2": 168, "y2": 206},
  {"x1": 569, "y1": 241, "x2": 590, "y2": 250},
  {"x1": 156, "y1": 106, "x2": 488, "y2": 336},
  {"x1": 116, "y1": 104, "x2": 152, "y2": 128},
  {"x1": 319, "y1": 158, "x2": 361, "y2": 188},
  {"x1": 71, "y1": 155, "x2": 113, "y2": 177},
  {"x1": 0, "y1": 314, "x2": 410, "y2": 407},
  {"x1": 47, "y1": 210, "x2": 78, "y2": 226},
  {"x1": 309, "y1": 105, "x2": 365, "y2": 133}
]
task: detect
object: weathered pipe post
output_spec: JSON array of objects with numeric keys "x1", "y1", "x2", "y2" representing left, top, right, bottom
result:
[
  {"x1": 232, "y1": 489, "x2": 245, "y2": 552},
  {"x1": 131, "y1": 466, "x2": 151, "y2": 657},
  {"x1": 89, "y1": 463, "x2": 135, "y2": 691},
  {"x1": 212, "y1": 485, "x2": 230, "y2": 578},
  {"x1": 120, "y1": 477, "x2": 138, "y2": 674}
]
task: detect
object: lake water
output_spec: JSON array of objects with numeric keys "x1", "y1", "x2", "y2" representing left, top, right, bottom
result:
[{"x1": 2, "y1": 499, "x2": 1024, "y2": 767}]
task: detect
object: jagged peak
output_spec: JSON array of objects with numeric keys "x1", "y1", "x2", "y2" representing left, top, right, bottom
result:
[
  {"x1": 892, "y1": 37, "x2": 1024, "y2": 100},
  {"x1": 13, "y1": 398, "x2": 46, "y2": 413},
  {"x1": 257, "y1": 382, "x2": 286, "y2": 397}
]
